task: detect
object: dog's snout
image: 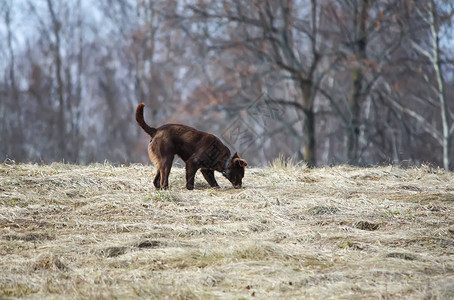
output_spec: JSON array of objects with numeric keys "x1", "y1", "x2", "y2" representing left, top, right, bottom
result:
[{"x1": 234, "y1": 184, "x2": 242, "y2": 189}]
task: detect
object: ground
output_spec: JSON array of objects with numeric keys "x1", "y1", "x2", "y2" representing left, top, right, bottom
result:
[{"x1": 1, "y1": 160, "x2": 454, "y2": 299}]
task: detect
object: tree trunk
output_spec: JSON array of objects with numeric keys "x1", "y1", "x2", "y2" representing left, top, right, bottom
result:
[
  {"x1": 348, "y1": 68, "x2": 362, "y2": 164},
  {"x1": 347, "y1": 0, "x2": 370, "y2": 165},
  {"x1": 429, "y1": 0, "x2": 450, "y2": 170},
  {"x1": 47, "y1": 0, "x2": 66, "y2": 161},
  {"x1": 301, "y1": 81, "x2": 316, "y2": 167},
  {"x1": 303, "y1": 107, "x2": 316, "y2": 168},
  {"x1": 73, "y1": 0, "x2": 83, "y2": 162},
  {"x1": 5, "y1": 6, "x2": 25, "y2": 160}
]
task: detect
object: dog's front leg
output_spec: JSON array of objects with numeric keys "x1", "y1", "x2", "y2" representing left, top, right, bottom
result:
[
  {"x1": 185, "y1": 162, "x2": 198, "y2": 190},
  {"x1": 201, "y1": 169, "x2": 220, "y2": 188}
]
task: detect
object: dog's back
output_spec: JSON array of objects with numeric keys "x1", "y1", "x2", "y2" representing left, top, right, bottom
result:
[{"x1": 154, "y1": 124, "x2": 229, "y2": 167}]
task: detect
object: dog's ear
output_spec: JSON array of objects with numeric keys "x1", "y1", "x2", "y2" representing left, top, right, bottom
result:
[
  {"x1": 232, "y1": 152, "x2": 239, "y2": 159},
  {"x1": 234, "y1": 158, "x2": 248, "y2": 167}
]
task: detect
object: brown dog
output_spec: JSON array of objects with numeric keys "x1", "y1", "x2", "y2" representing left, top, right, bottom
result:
[{"x1": 136, "y1": 103, "x2": 247, "y2": 190}]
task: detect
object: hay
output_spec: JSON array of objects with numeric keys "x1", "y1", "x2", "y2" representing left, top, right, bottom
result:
[{"x1": 1, "y1": 162, "x2": 454, "y2": 298}]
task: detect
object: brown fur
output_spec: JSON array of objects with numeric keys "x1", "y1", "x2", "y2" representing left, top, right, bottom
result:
[{"x1": 136, "y1": 103, "x2": 247, "y2": 190}]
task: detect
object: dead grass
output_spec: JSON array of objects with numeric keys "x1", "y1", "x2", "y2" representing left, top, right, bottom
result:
[{"x1": 1, "y1": 160, "x2": 454, "y2": 299}]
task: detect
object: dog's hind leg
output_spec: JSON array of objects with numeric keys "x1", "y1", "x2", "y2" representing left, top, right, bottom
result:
[
  {"x1": 153, "y1": 171, "x2": 161, "y2": 189},
  {"x1": 148, "y1": 143, "x2": 162, "y2": 189},
  {"x1": 159, "y1": 156, "x2": 174, "y2": 189},
  {"x1": 201, "y1": 169, "x2": 219, "y2": 188}
]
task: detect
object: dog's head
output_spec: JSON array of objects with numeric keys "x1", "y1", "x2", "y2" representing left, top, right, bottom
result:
[{"x1": 223, "y1": 152, "x2": 247, "y2": 189}]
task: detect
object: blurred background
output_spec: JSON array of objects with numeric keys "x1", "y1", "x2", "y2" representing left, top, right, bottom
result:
[{"x1": 0, "y1": 0, "x2": 453, "y2": 168}]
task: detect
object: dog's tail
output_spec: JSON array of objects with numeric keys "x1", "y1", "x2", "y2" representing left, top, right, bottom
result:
[{"x1": 136, "y1": 103, "x2": 157, "y2": 137}]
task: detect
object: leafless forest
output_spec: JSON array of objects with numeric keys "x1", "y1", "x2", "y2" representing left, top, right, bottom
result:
[{"x1": 1, "y1": 0, "x2": 453, "y2": 168}]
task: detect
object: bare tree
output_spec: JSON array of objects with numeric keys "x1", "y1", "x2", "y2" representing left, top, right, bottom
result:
[
  {"x1": 382, "y1": 0, "x2": 454, "y2": 169},
  {"x1": 45, "y1": 0, "x2": 67, "y2": 160},
  {"x1": 1, "y1": 1, "x2": 25, "y2": 160},
  {"x1": 415, "y1": 0, "x2": 453, "y2": 170},
  {"x1": 185, "y1": 0, "x2": 334, "y2": 167},
  {"x1": 319, "y1": 0, "x2": 413, "y2": 165}
]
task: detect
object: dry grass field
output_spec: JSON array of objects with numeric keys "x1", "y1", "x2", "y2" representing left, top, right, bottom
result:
[{"x1": 1, "y1": 160, "x2": 454, "y2": 299}]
